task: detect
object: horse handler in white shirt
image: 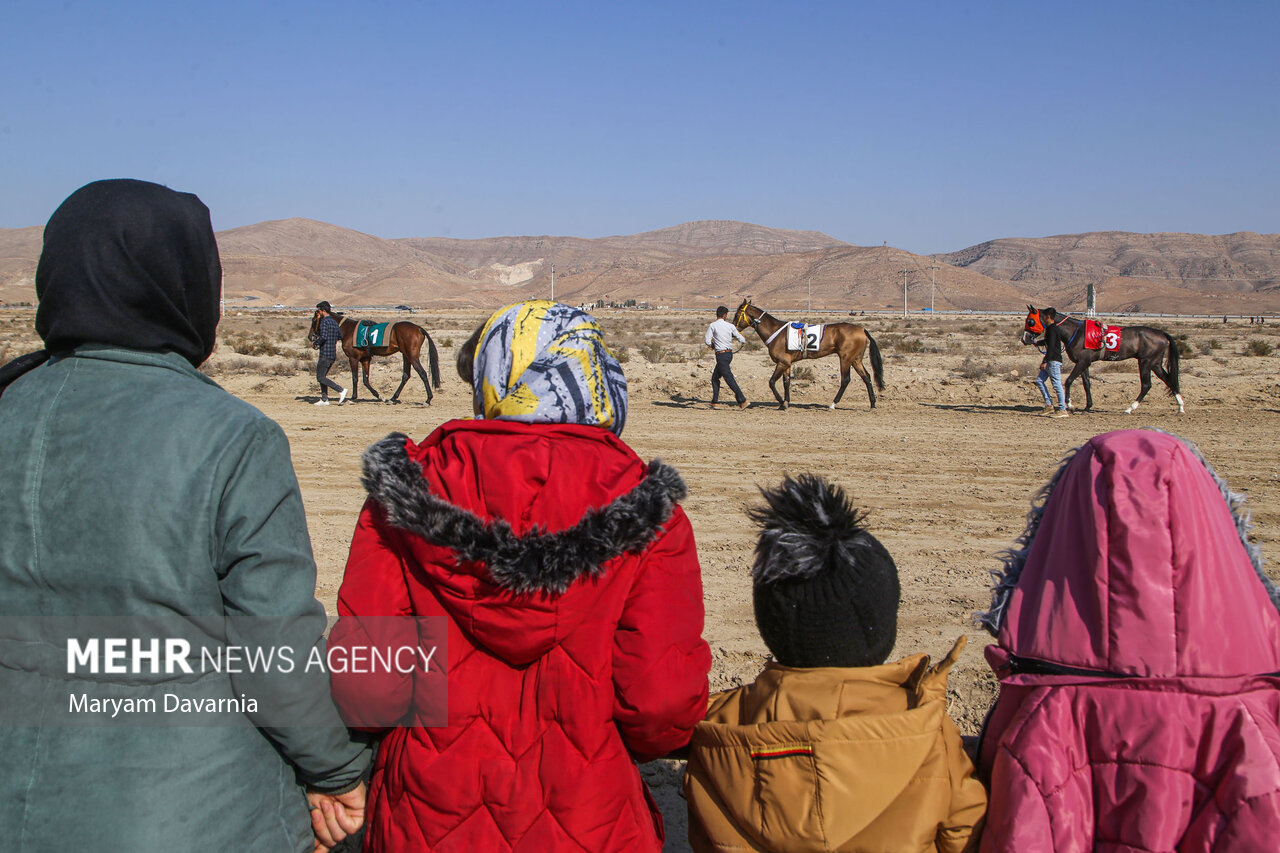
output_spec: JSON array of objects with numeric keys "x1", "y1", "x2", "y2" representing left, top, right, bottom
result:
[{"x1": 704, "y1": 305, "x2": 749, "y2": 409}]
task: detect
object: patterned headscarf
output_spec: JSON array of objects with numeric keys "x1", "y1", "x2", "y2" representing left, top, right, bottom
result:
[{"x1": 473, "y1": 300, "x2": 628, "y2": 436}]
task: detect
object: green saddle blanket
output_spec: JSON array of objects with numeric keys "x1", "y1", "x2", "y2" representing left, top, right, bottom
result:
[{"x1": 356, "y1": 321, "x2": 390, "y2": 348}]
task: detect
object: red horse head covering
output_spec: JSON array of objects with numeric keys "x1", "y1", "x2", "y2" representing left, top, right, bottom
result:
[{"x1": 980, "y1": 429, "x2": 1280, "y2": 678}]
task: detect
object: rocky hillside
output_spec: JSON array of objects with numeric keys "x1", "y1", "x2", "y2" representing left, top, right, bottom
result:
[
  {"x1": 934, "y1": 231, "x2": 1280, "y2": 313},
  {"x1": 3, "y1": 220, "x2": 1278, "y2": 314}
]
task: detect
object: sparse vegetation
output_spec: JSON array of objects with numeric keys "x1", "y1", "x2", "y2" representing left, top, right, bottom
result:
[
  {"x1": 638, "y1": 340, "x2": 684, "y2": 363},
  {"x1": 612, "y1": 345, "x2": 630, "y2": 364},
  {"x1": 790, "y1": 365, "x2": 815, "y2": 382},
  {"x1": 957, "y1": 357, "x2": 1000, "y2": 381},
  {"x1": 219, "y1": 332, "x2": 299, "y2": 358},
  {"x1": 201, "y1": 356, "x2": 311, "y2": 377},
  {"x1": 1246, "y1": 339, "x2": 1274, "y2": 357}
]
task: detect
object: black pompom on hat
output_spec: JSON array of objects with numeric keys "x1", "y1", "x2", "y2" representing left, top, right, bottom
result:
[{"x1": 750, "y1": 474, "x2": 900, "y2": 668}]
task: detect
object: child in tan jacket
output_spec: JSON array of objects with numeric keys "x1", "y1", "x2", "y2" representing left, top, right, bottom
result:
[{"x1": 684, "y1": 475, "x2": 986, "y2": 852}]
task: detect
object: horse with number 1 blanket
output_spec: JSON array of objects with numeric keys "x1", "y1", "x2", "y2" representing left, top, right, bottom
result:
[{"x1": 356, "y1": 321, "x2": 390, "y2": 348}]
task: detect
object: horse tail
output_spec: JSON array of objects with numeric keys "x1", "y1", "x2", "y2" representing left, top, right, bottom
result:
[
  {"x1": 425, "y1": 331, "x2": 442, "y2": 389},
  {"x1": 1165, "y1": 332, "x2": 1181, "y2": 396},
  {"x1": 866, "y1": 331, "x2": 885, "y2": 390}
]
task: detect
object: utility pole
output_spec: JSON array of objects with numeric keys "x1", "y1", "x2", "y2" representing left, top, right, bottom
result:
[
  {"x1": 807, "y1": 275, "x2": 811, "y2": 313},
  {"x1": 898, "y1": 269, "x2": 912, "y2": 317},
  {"x1": 926, "y1": 264, "x2": 939, "y2": 313},
  {"x1": 551, "y1": 264, "x2": 555, "y2": 302}
]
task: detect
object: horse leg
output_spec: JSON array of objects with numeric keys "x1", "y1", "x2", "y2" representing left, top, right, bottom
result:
[
  {"x1": 1125, "y1": 363, "x2": 1154, "y2": 415},
  {"x1": 389, "y1": 351, "x2": 411, "y2": 403},
  {"x1": 390, "y1": 362, "x2": 411, "y2": 403},
  {"x1": 362, "y1": 359, "x2": 383, "y2": 401},
  {"x1": 1061, "y1": 362, "x2": 1086, "y2": 411},
  {"x1": 830, "y1": 362, "x2": 851, "y2": 410},
  {"x1": 1079, "y1": 367, "x2": 1093, "y2": 411},
  {"x1": 769, "y1": 363, "x2": 788, "y2": 410},
  {"x1": 409, "y1": 356, "x2": 432, "y2": 404},
  {"x1": 348, "y1": 353, "x2": 359, "y2": 401},
  {"x1": 849, "y1": 355, "x2": 876, "y2": 409},
  {"x1": 1150, "y1": 362, "x2": 1184, "y2": 414}
]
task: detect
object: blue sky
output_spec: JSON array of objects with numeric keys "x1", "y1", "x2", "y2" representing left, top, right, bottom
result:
[{"x1": 2, "y1": 0, "x2": 1276, "y2": 253}]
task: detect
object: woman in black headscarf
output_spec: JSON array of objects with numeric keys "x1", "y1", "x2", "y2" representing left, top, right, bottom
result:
[{"x1": 0, "y1": 180, "x2": 369, "y2": 852}]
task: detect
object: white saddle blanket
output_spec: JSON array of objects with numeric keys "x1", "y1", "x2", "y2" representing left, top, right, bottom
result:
[{"x1": 786, "y1": 323, "x2": 824, "y2": 352}]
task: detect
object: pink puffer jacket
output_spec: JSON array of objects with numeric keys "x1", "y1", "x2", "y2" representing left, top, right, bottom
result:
[{"x1": 977, "y1": 430, "x2": 1280, "y2": 852}]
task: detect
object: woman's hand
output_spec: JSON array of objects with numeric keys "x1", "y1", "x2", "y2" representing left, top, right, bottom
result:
[{"x1": 307, "y1": 781, "x2": 367, "y2": 851}]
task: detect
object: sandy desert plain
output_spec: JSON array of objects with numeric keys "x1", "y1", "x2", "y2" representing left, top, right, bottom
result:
[{"x1": 3, "y1": 306, "x2": 1279, "y2": 849}]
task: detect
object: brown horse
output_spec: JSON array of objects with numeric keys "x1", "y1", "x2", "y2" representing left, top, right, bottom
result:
[
  {"x1": 308, "y1": 310, "x2": 441, "y2": 404},
  {"x1": 733, "y1": 299, "x2": 884, "y2": 410},
  {"x1": 1021, "y1": 305, "x2": 1183, "y2": 415}
]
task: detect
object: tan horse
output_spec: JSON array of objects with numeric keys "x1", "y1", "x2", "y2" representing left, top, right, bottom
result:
[{"x1": 733, "y1": 299, "x2": 884, "y2": 410}]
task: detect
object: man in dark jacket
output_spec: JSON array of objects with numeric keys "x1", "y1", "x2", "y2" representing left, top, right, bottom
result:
[
  {"x1": 0, "y1": 180, "x2": 370, "y2": 852},
  {"x1": 1035, "y1": 319, "x2": 1070, "y2": 418},
  {"x1": 313, "y1": 300, "x2": 348, "y2": 405}
]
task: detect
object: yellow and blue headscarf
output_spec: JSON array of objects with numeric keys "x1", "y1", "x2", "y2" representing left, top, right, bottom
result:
[{"x1": 473, "y1": 300, "x2": 627, "y2": 435}]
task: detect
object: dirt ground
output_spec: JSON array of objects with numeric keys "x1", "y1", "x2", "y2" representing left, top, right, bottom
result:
[{"x1": 4, "y1": 307, "x2": 1279, "y2": 849}]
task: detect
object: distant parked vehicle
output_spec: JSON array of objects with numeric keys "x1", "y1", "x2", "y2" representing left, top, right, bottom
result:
[{"x1": 395, "y1": 304, "x2": 414, "y2": 313}]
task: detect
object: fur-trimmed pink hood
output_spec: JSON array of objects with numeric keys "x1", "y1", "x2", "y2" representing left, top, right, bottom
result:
[
  {"x1": 977, "y1": 430, "x2": 1280, "y2": 851},
  {"x1": 982, "y1": 429, "x2": 1280, "y2": 677}
]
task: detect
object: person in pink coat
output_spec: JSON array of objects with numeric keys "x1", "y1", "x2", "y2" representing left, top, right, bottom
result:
[{"x1": 976, "y1": 429, "x2": 1280, "y2": 852}]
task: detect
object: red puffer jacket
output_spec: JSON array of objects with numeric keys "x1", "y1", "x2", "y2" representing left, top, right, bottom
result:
[{"x1": 329, "y1": 419, "x2": 711, "y2": 852}]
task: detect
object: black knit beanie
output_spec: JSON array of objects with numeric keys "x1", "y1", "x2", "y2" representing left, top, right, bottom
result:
[{"x1": 749, "y1": 474, "x2": 900, "y2": 668}]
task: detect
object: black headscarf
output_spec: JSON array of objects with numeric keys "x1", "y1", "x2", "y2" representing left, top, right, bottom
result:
[{"x1": 34, "y1": 179, "x2": 222, "y2": 366}]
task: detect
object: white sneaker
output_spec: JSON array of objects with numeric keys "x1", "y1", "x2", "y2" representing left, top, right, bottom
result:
[
  {"x1": 338, "y1": 388, "x2": 348, "y2": 404},
  {"x1": 314, "y1": 399, "x2": 330, "y2": 406}
]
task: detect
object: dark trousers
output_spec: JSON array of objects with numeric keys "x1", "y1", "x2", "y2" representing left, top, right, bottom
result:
[
  {"x1": 316, "y1": 356, "x2": 343, "y2": 397},
  {"x1": 711, "y1": 350, "x2": 745, "y2": 404}
]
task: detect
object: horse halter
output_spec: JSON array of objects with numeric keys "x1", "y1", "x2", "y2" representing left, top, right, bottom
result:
[{"x1": 734, "y1": 303, "x2": 761, "y2": 330}]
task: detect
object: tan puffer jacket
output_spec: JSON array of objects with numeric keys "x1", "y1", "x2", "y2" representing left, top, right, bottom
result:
[{"x1": 685, "y1": 637, "x2": 986, "y2": 853}]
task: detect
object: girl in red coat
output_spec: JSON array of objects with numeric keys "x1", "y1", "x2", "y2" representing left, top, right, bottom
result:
[{"x1": 329, "y1": 300, "x2": 712, "y2": 852}]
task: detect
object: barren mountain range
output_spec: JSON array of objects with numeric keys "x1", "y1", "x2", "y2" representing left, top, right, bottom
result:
[{"x1": 2, "y1": 219, "x2": 1278, "y2": 315}]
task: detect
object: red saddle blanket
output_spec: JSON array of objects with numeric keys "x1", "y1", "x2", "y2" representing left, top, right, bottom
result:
[{"x1": 1084, "y1": 319, "x2": 1122, "y2": 355}]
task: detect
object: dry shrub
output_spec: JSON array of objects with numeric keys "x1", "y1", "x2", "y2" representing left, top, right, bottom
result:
[
  {"x1": 957, "y1": 357, "x2": 999, "y2": 381},
  {"x1": 790, "y1": 365, "x2": 815, "y2": 382},
  {"x1": 220, "y1": 331, "x2": 295, "y2": 358},
  {"x1": 639, "y1": 341, "x2": 684, "y2": 363},
  {"x1": 202, "y1": 356, "x2": 311, "y2": 377},
  {"x1": 1246, "y1": 339, "x2": 1274, "y2": 357}
]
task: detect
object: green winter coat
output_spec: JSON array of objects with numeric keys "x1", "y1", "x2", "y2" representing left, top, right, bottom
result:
[{"x1": 0, "y1": 346, "x2": 369, "y2": 852}]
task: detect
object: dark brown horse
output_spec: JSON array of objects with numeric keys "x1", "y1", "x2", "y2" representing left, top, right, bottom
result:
[
  {"x1": 308, "y1": 310, "x2": 441, "y2": 404},
  {"x1": 733, "y1": 299, "x2": 884, "y2": 410},
  {"x1": 1021, "y1": 305, "x2": 1183, "y2": 415}
]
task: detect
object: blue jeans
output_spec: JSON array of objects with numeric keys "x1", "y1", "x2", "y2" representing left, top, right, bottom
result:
[{"x1": 1036, "y1": 361, "x2": 1064, "y2": 409}]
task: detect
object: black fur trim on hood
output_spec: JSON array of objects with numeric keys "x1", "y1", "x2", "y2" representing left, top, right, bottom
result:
[{"x1": 361, "y1": 433, "x2": 687, "y2": 595}]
